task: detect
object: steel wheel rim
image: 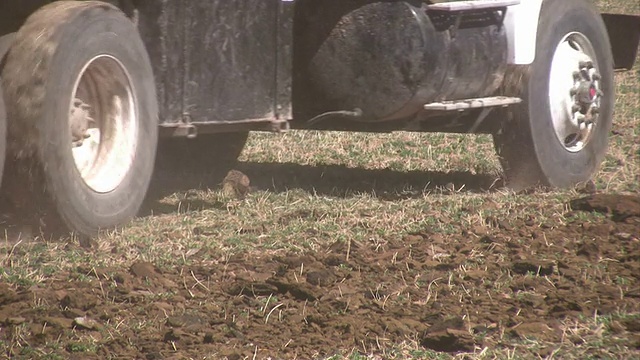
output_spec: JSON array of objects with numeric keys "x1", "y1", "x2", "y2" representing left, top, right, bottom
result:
[
  {"x1": 70, "y1": 55, "x2": 138, "y2": 193},
  {"x1": 548, "y1": 32, "x2": 602, "y2": 153}
]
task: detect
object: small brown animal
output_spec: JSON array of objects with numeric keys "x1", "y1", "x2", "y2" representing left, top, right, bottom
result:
[
  {"x1": 222, "y1": 169, "x2": 251, "y2": 199},
  {"x1": 578, "y1": 179, "x2": 597, "y2": 195}
]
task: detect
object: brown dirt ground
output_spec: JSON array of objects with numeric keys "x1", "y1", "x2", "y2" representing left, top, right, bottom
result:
[{"x1": 1, "y1": 193, "x2": 639, "y2": 359}]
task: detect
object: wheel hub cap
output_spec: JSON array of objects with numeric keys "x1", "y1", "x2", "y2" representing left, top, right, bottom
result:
[
  {"x1": 548, "y1": 33, "x2": 602, "y2": 152},
  {"x1": 70, "y1": 55, "x2": 138, "y2": 193}
]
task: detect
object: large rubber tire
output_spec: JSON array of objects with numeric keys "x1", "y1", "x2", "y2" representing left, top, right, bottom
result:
[
  {"x1": 1, "y1": 2, "x2": 158, "y2": 236},
  {"x1": 494, "y1": 0, "x2": 614, "y2": 189}
]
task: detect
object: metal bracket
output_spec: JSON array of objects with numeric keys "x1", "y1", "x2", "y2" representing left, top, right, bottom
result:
[
  {"x1": 158, "y1": 113, "x2": 198, "y2": 138},
  {"x1": 270, "y1": 118, "x2": 291, "y2": 132},
  {"x1": 451, "y1": 13, "x2": 463, "y2": 38},
  {"x1": 422, "y1": 96, "x2": 522, "y2": 133},
  {"x1": 467, "y1": 107, "x2": 493, "y2": 133},
  {"x1": 427, "y1": 0, "x2": 517, "y2": 35},
  {"x1": 159, "y1": 116, "x2": 290, "y2": 138},
  {"x1": 423, "y1": 96, "x2": 522, "y2": 111},
  {"x1": 426, "y1": 0, "x2": 520, "y2": 12}
]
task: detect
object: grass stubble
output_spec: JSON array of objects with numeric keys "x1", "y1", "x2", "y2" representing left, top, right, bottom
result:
[{"x1": 1, "y1": 1, "x2": 639, "y2": 359}]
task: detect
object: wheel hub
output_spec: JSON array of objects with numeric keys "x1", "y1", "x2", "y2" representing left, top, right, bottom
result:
[
  {"x1": 571, "y1": 60, "x2": 602, "y2": 129},
  {"x1": 548, "y1": 33, "x2": 602, "y2": 152},
  {"x1": 70, "y1": 55, "x2": 138, "y2": 193},
  {"x1": 70, "y1": 98, "x2": 95, "y2": 148}
]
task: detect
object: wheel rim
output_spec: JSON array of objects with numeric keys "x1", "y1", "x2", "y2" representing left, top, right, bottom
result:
[
  {"x1": 548, "y1": 32, "x2": 602, "y2": 153},
  {"x1": 70, "y1": 55, "x2": 138, "y2": 193}
]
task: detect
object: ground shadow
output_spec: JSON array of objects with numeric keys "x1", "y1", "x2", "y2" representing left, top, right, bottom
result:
[
  {"x1": 142, "y1": 160, "x2": 501, "y2": 215},
  {"x1": 241, "y1": 161, "x2": 499, "y2": 197},
  {"x1": 1, "y1": 160, "x2": 500, "y2": 238}
]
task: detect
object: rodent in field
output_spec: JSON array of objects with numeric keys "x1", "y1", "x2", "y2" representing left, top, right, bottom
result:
[{"x1": 222, "y1": 169, "x2": 251, "y2": 199}]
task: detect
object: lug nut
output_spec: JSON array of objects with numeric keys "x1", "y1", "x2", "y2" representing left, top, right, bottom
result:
[
  {"x1": 579, "y1": 60, "x2": 593, "y2": 69},
  {"x1": 585, "y1": 119, "x2": 594, "y2": 129}
]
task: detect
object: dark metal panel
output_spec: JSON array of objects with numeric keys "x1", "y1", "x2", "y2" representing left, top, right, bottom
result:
[
  {"x1": 601, "y1": 13, "x2": 640, "y2": 70},
  {"x1": 276, "y1": 0, "x2": 294, "y2": 120},
  {"x1": 183, "y1": 0, "x2": 279, "y2": 123},
  {"x1": 136, "y1": 0, "x2": 185, "y2": 124}
]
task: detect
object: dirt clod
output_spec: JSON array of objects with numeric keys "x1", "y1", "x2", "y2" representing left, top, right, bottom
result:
[
  {"x1": 422, "y1": 329, "x2": 476, "y2": 353},
  {"x1": 576, "y1": 241, "x2": 600, "y2": 260},
  {"x1": 570, "y1": 194, "x2": 640, "y2": 220},
  {"x1": 73, "y1": 316, "x2": 102, "y2": 331},
  {"x1": 130, "y1": 261, "x2": 157, "y2": 279},
  {"x1": 511, "y1": 261, "x2": 554, "y2": 276}
]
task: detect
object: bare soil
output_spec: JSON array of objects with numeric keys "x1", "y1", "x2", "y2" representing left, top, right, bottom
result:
[{"x1": 1, "y1": 193, "x2": 639, "y2": 359}]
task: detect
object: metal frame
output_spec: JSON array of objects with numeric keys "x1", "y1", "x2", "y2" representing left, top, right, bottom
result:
[{"x1": 504, "y1": 0, "x2": 544, "y2": 65}]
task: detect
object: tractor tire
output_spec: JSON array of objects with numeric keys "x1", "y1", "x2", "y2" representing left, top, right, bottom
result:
[{"x1": 1, "y1": 1, "x2": 158, "y2": 236}]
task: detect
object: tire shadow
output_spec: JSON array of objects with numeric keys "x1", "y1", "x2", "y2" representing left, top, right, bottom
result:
[
  {"x1": 242, "y1": 161, "x2": 500, "y2": 198},
  {"x1": 142, "y1": 160, "x2": 502, "y2": 215},
  {"x1": 0, "y1": 159, "x2": 502, "y2": 238}
]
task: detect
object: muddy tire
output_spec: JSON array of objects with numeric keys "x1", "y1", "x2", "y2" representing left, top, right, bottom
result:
[
  {"x1": 493, "y1": 0, "x2": 614, "y2": 189},
  {"x1": 1, "y1": 2, "x2": 158, "y2": 236}
]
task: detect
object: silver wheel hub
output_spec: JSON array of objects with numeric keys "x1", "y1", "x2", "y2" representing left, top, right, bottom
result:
[
  {"x1": 548, "y1": 32, "x2": 602, "y2": 153},
  {"x1": 70, "y1": 55, "x2": 138, "y2": 193}
]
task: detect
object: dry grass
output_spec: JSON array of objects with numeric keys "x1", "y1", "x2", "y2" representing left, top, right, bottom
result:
[{"x1": 1, "y1": 1, "x2": 639, "y2": 359}]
